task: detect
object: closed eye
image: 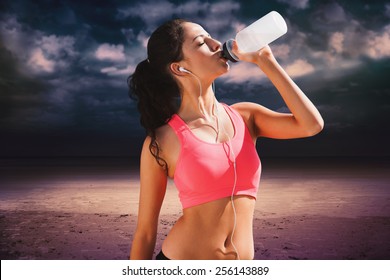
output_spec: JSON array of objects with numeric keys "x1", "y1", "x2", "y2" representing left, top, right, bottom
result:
[{"x1": 193, "y1": 33, "x2": 211, "y2": 47}]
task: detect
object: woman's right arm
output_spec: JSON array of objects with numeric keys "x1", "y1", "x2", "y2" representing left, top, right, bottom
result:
[{"x1": 130, "y1": 136, "x2": 168, "y2": 259}]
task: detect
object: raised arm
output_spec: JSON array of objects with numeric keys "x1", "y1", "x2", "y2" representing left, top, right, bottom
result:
[
  {"x1": 130, "y1": 136, "x2": 167, "y2": 259},
  {"x1": 231, "y1": 42, "x2": 324, "y2": 139}
]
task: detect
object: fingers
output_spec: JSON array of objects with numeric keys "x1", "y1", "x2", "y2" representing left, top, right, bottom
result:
[
  {"x1": 230, "y1": 40, "x2": 275, "y2": 64},
  {"x1": 230, "y1": 40, "x2": 240, "y2": 57}
]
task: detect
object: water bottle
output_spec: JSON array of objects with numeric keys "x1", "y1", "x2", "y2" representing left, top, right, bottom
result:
[{"x1": 222, "y1": 11, "x2": 288, "y2": 62}]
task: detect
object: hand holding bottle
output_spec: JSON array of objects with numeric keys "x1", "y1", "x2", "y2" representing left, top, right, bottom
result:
[{"x1": 228, "y1": 39, "x2": 275, "y2": 66}]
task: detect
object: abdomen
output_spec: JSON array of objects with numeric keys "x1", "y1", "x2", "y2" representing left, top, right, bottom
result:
[{"x1": 162, "y1": 195, "x2": 256, "y2": 259}]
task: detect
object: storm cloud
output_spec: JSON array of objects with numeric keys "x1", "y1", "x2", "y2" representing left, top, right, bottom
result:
[{"x1": 1, "y1": 0, "x2": 389, "y2": 157}]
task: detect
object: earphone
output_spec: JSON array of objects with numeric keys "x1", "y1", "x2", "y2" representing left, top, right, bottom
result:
[
  {"x1": 179, "y1": 65, "x2": 240, "y2": 259},
  {"x1": 178, "y1": 66, "x2": 207, "y2": 119},
  {"x1": 178, "y1": 66, "x2": 191, "y2": 74},
  {"x1": 217, "y1": 105, "x2": 239, "y2": 260}
]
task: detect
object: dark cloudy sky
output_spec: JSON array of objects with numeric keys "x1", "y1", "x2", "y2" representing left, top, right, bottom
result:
[{"x1": 1, "y1": 0, "x2": 389, "y2": 158}]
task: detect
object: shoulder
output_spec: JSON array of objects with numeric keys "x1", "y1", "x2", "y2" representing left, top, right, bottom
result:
[
  {"x1": 231, "y1": 102, "x2": 281, "y2": 139},
  {"x1": 140, "y1": 124, "x2": 178, "y2": 175},
  {"x1": 231, "y1": 102, "x2": 264, "y2": 139},
  {"x1": 150, "y1": 122, "x2": 181, "y2": 178},
  {"x1": 231, "y1": 102, "x2": 268, "y2": 113},
  {"x1": 155, "y1": 122, "x2": 178, "y2": 147},
  {"x1": 141, "y1": 123, "x2": 177, "y2": 150}
]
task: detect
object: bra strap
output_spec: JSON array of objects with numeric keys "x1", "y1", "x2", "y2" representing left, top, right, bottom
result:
[{"x1": 167, "y1": 114, "x2": 187, "y2": 142}]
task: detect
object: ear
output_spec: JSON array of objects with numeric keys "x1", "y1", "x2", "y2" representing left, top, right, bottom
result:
[{"x1": 170, "y1": 62, "x2": 186, "y2": 76}]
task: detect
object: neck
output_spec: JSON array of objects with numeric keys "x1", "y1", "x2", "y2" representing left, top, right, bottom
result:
[{"x1": 179, "y1": 82, "x2": 217, "y2": 122}]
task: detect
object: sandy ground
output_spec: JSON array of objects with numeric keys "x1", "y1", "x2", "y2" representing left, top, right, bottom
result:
[{"x1": 0, "y1": 157, "x2": 389, "y2": 260}]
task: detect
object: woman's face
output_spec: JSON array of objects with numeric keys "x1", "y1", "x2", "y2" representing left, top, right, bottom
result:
[{"x1": 180, "y1": 22, "x2": 229, "y2": 81}]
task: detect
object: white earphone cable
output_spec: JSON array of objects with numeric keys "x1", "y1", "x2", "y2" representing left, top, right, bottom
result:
[
  {"x1": 184, "y1": 69, "x2": 240, "y2": 260},
  {"x1": 216, "y1": 102, "x2": 240, "y2": 260}
]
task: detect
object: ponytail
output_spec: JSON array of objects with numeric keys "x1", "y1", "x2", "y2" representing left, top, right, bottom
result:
[{"x1": 128, "y1": 19, "x2": 187, "y2": 170}]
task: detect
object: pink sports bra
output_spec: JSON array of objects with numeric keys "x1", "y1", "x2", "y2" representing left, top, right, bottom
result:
[{"x1": 167, "y1": 104, "x2": 261, "y2": 209}]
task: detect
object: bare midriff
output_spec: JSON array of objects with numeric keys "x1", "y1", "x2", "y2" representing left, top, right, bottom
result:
[{"x1": 161, "y1": 195, "x2": 256, "y2": 260}]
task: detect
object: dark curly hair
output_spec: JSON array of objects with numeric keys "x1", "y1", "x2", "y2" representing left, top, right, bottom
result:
[{"x1": 128, "y1": 19, "x2": 188, "y2": 171}]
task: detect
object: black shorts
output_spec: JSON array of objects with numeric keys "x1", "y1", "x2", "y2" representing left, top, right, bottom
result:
[{"x1": 155, "y1": 250, "x2": 170, "y2": 260}]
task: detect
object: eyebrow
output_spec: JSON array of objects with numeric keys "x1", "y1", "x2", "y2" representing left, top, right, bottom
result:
[{"x1": 192, "y1": 34, "x2": 210, "y2": 42}]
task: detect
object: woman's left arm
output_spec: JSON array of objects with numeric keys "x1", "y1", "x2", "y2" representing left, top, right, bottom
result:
[{"x1": 232, "y1": 42, "x2": 324, "y2": 139}]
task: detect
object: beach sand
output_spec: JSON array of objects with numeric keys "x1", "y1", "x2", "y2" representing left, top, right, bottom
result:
[{"x1": 0, "y1": 157, "x2": 389, "y2": 260}]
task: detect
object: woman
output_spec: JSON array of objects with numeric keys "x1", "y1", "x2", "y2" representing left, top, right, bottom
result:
[{"x1": 128, "y1": 19, "x2": 323, "y2": 260}]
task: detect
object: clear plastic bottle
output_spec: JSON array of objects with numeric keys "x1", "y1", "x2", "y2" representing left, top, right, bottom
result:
[{"x1": 222, "y1": 11, "x2": 288, "y2": 62}]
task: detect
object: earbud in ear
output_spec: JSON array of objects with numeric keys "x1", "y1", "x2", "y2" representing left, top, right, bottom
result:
[{"x1": 179, "y1": 67, "x2": 191, "y2": 74}]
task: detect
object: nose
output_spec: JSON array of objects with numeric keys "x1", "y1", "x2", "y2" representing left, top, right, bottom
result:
[{"x1": 208, "y1": 38, "x2": 222, "y2": 52}]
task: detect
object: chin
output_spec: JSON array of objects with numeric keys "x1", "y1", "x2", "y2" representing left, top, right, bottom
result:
[
  {"x1": 210, "y1": 63, "x2": 230, "y2": 79},
  {"x1": 219, "y1": 62, "x2": 230, "y2": 75}
]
